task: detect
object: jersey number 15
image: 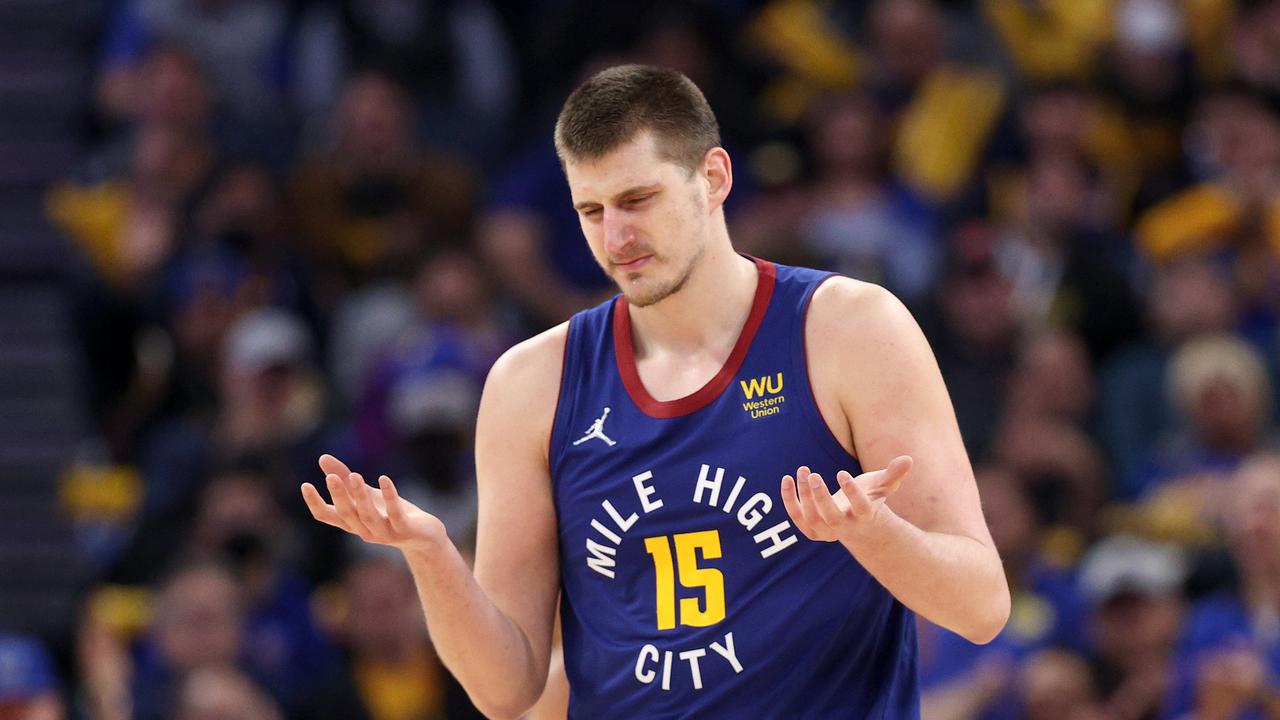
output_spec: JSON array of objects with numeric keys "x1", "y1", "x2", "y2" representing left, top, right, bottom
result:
[{"x1": 644, "y1": 530, "x2": 726, "y2": 630}]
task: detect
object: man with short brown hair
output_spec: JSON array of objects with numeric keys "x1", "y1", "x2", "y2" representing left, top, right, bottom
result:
[{"x1": 305, "y1": 64, "x2": 1009, "y2": 718}]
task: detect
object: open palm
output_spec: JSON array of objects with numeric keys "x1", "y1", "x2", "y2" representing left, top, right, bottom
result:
[
  {"x1": 780, "y1": 456, "x2": 912, "y2": 543},
  {"x1": 301, "y1": 454, "x2": 446, "y2": 553}
]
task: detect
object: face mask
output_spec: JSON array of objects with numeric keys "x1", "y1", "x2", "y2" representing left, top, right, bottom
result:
[
  {"x1": 220, "y1": 529, "x2": 269, "y2": 567},
  {"x1": 406, "y1": 430, "x2": 466, "y2": 491},
  {"x1": 344, "y1": 178, "x2": 406, "y2": 216}
]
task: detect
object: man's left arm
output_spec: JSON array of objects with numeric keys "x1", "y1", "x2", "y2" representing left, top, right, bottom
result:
[{"x1": 782, "y1": 278, "x2": 1010, "y2": 644}]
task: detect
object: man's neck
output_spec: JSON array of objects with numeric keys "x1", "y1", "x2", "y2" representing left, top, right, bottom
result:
[{"x1": 628, "y1": 238, "x2": 758, "y2": 361}]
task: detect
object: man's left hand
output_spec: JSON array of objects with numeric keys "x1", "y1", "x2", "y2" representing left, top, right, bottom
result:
[{"x1": 780, "y1": 456, "x2": 913, "y2": 543}]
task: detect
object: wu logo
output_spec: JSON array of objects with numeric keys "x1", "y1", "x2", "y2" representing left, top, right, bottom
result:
[
  {"x1": 573, "y1": 407, "x2": 616, "y2": 447},
  {"x1": 739, "y1": 373, "x2": 783, "y2": 400}
]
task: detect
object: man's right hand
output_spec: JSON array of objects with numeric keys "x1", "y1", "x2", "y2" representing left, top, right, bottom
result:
[{"x1": 301, "y1": 454, "x2": 447, "y2": 554}]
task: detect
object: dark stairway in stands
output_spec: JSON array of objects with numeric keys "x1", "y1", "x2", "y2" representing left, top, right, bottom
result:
[{"x1": 0, "y1": 0, "x2": 91, "y2": 642}]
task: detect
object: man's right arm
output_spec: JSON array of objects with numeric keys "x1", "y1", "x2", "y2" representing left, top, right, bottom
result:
[
  {"x1": 464, "y1": 323, "x2": 566, "y2": 715},
  {"x1": 302, "y1": 324, "x2": 567, "y2": 719}
]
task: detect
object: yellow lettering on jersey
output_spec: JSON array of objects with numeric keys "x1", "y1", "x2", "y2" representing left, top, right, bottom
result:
[
  {"x1": 675, "y1": 530, "x2": 725, "y2": 627},
  {"x1": 644, "y1": 530, "x2": 726, "y2": 631},
  {"x1": 644, "y1": 536, "x2": 678, "y2": 630},
  {"x1": 740, "y1": 373, "x2": 785, "y2": 419},
  {"x1": 738, "y1": 372, "x2": 783, "y2": 400}
]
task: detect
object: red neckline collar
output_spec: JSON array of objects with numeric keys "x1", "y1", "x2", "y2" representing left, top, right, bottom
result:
[{"x1": 613, "y1": 256, "x2": 777, "y2": 419}]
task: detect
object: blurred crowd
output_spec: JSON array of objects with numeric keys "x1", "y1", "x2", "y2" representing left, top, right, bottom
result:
[{"x1": 5, "y1": 0, "x2": 1280, "y2": 718}]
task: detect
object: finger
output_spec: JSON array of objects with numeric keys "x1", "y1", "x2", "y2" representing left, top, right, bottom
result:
[
  {"x1": 831, "y1": 472, "x2": 854, "y2": 513},
  {"x1": 807, "y1": 472, "x2": 850, "y2": 529},
  {"x1": 327, "y1": 473, "x2": 373, "y2": 537},
  {"x1": 872, "y1": 456, "x2": 912, "y2": 498},
  {"x1": 795, "y1": 466, "x2": 821, "y2": 516},
  {"x1": 318, "y1": 454, "x2": 353, "y2": 480},
  {"x1": 780, "y1": 475, "x2": 817, "y2": 539},
  {"x1": 795, "y1": 467, "x2": 834, "y2": 538},
  {"x1": 301, "y1": 483, "x2": 346, "y2": 529},
  {"x1": 347, "y1": 472, "x2": 385, "y2": 536},
  {"x1": 379, "y1": 475, "x2": 409, "y2": 533},
  {"x1": 838, "y1": 471, "x2": 875, "y2": 517}
]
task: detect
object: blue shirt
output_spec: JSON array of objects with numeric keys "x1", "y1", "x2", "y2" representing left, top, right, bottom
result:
[
  {"x1": 1164, "y1": 592, "x2": 1280, "y2": 720},
  {"x1": 550, "y1": 258, "x2": 919, "y2": 718}
]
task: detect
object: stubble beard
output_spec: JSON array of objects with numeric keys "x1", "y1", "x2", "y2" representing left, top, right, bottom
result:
[{"x1": 620, "y1": 240, "x2": 706, "y2": 308}]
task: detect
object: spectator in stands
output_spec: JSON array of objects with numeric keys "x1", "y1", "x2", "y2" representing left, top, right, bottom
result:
[
  {"x1": 127, "y1": 562, "x2": 255, "y2": 720},
  {"x1": 187, "y1": 164, "x2": 314, "y2": 313},
  {"x1": 1018, "y1": 649, "x2": 1101, "y2": 720},
  {"x1": 308, "y1": 555, "x2": 482, "y2": 720},
  {"x1": 147, "y1": 164, "x2": 319, "y2": 415},
  {"x1": 867, "y1": 0, "x2": 1007, "y2": 204},
  {"x1": 1135, "y1": 85, "x2": 1280, "y2": 267},
  {"x1": 0, "y1": 634, "x2": 65, "y2": 720},
  {"x1": 1166, "y1": 452, "x2": 1280, "y2": 718},
  {"x1": 1006, "y1": 332, "x2": 1096, "y2": 427},
  {"x1": 91, "y1": 45, "x2": 213, "y2": 168},
  {"x1": 49, "y1": 80, "x2": 224, "y2": 455},
  {"x1": 96, "y1": 0, "x2": 293, "y2": 127},
  {"x1": 1133, "y1": 333, "x2": 1276, "y2": 499},
  {"x1": 120, "y1": 308, "x2": 349, "y2": 583},
  {"x1": 329, "y1": 246, "x2": 508, "y2": 420},
  {"x1": 49, "y1": 119, "x2": 217, "y2": 297},
  {"x1": 992, "y1": 150, "x2": 1142, "y2": 362},
  {"x1": 352, "y1": 250, "x2": 512, "y2": 548},
  {"x1": 1228, "y1": 0, "x2": 1280, "y2": 98},
  {"x1": 1078, "y1": 535, "x2": 1188, "y2": 720},
  {"x1": 291, "y1": 71, "x2": 477, "y2": 292},
  {"x1": 993, "y1": 414, "x2": 1106, "y2": 538},
  {"x1": 996, "y1": 332, "x2": 1106, "y2": 535},
  {"x1": 997, "y1": 83, "x2": 1142, "y2": 230},
  {"x1": 982, "y1": 0, "x2": 1110, "y2": 83},
  {"x1": 130, "y1": 160, "x2": 319, "y2": 433},
  {"x1": 174, "y1": 664, "x2": 282, "y2": 720},
  {"x1": 319, "y1": 0, "x2": 518, "y2": 167},
  {"x1": 920, "y1": 221, "x2": 1021, "y2": 461},
  {"x1": 919, "y1": 466, "x2": 1086, "y2": 720},
  {"x1": 478, "y1": 130, "x2": 611, "y2": 329},
  {"x1": 185, "y1": 464, "x2": 341, "y2": 716},
  {"x1": 1098, "y1": 0, "x2": 1199, "y2": 205},
  {"x1": 1099, "y1": 257, "x2": 1240, "y2": 498},
  {"x1": 797, "y1": 91, "x2": 938, "y2": 304}
]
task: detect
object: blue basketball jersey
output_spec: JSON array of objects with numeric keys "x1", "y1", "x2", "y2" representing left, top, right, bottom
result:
[{"x1": 550, "y1": 257, "x2": 919, "y2": 719}]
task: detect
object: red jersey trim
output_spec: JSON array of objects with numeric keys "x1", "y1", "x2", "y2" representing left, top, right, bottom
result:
[{"x1": 613, "y1": 256, "x2": 777, "y2": 419}]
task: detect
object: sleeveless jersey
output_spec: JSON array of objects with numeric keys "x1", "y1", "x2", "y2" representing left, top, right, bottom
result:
[{"x1": 550, "y1": 257, "x2": 919, "y2": 719}]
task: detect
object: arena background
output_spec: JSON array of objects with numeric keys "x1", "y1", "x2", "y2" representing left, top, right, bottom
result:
[{"x1": 1, "y1": 0, "x2": 1279, "y2": 718}]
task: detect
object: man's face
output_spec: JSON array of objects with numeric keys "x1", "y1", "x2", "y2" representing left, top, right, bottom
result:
[
  {"x1": 156, "y1": 568, "x2": 243, "y2": 671},
  {"x1": 343, "y1": 560, "x2": 423, "y2": 656},
  {"x1": 565, "y1": 132, "x2": 710, "y2": 307},
  {"x1": 1230, "y1": 457, "x2": 1280, "y2": 571}
]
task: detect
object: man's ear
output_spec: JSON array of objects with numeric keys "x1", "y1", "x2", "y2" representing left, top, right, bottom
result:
[{"x1": 703, "y1": 147, "x2": 733, "y2": 211}]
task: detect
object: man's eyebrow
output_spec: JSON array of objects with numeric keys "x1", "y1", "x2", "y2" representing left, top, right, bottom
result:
[{"x1": 573, "y1": 184, "x2": 661, "y2": 211}]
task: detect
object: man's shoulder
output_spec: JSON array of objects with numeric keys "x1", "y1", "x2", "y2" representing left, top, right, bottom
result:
[
  {"x1": 807, "y1": 276, "x2": 912, "y2": 344},
  {"x1": 488, "y1": 322, "x2": 570, "y2": 394},
  {"x1": 803, "y1": 275, "x2": 931, "y2": 406},
  {"x1": 478, "y1": 323, "x2": 570, "y2": 452}
]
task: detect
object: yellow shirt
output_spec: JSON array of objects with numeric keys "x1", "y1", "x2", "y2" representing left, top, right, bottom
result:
[
  {"x1": 45, "y1": 180, "x2": 132, "y2": 283},
  {"x1": 1135, "y1": 183, "x2": 1280, "y2": 262},
  {"x1": 354, "y1": 645, "x2": 446, "y2": 720}
]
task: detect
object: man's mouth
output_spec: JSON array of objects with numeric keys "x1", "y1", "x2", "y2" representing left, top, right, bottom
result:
[{"x1": 614, "y1": 254, "x2": 653, "y2": 270}]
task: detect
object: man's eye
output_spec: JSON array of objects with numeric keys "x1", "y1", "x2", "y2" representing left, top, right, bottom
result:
[
  {"x1": 628, "y1": 194, "x2": 654, "y2": 206},
  {"x1": 582, "y1": 207, "x2": 602, "y2": 217}
]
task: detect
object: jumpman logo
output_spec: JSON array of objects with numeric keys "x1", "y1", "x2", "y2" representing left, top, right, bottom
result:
[{"x1": 573, "y1": 407, "x2": 616, "y2": 447}]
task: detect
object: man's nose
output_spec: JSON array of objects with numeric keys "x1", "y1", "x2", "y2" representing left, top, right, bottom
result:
[{"x1": 602, "y1": 210, "x2": 635, "y2": 253}]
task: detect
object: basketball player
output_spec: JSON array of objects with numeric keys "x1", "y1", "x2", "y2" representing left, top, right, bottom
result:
[{"x1": 302, "y1": 65, "x2": 1010, "y2": 718}]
